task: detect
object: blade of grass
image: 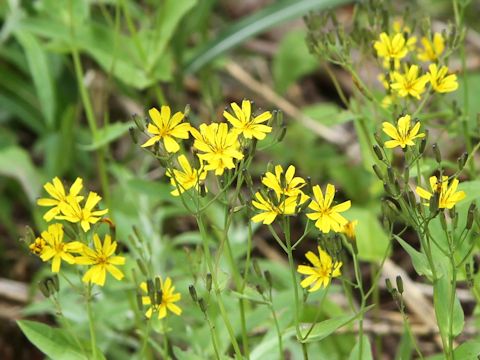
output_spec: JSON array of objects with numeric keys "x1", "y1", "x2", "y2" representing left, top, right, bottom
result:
[{"x1": 185, "y1": 0, "x2": 352, "y2": 73}]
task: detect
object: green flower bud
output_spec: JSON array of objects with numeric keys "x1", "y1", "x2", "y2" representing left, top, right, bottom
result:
[
  {"x1": 205, "y1": 273, "x2": 212, "y2": 292},
  {"x1": 373, "y1": 145, "x2": 384, "y2": 161},
  {"x1": 432, "y1": 143, "x2": 441, "y2": 164},
  {"x1": 396, "y1": 275, "x2": 404, "y2": 294},
  {"x1": 372, "y1": 164, "x2": 383, "y2": 181}
]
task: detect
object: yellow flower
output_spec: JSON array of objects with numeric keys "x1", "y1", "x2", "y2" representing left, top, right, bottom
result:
[
  {"x1": 307, "y1": 184, "x2": 351, "y2": 233},
  {"x1": 377, "y1": 73, "x2": 390, "y2": 90},
  {"x1": 381, "y1": 95, "x2": 395, "y2": 108},
  {"x1": 141, "y1": 106, "x2": 191, "y2": 153},
  {"x1": 297, "y1": 246, "x2": 342, "y2": 292},
  {"x1": 191, "y1": 123, "x2": 244, "y2": 175},
  {"x1": 251, "y1": 192, "x2": 298, "y2": 225},
  {"x1": 75, "y1": 234, "x2": 125, "y2": 286},
  {"x1": 223, "y1": 100, "x2": 272, "y2": 140},
  {"x1": 58, "y1": 192, "x2": 108, "y2": 232},
  {"x1": 392, "y1": 19, "x2": 416, "y2": 51},
  {"x1": 37, "y1": 177, "x2": 83, "y2": 222},
  {"x1": 261, "y1": 165, "x2": 308, "y2": 203},
  {"x1": 374, "y1": 33, "x2": 409, "y2": 68},
  {"x1": 415, "y1": 176, "x2": 466, "y2": 209},
  {"x1": 390, "y1": 65, "x2": 429, "y2": 99},
  {"x1": 342, "y1": 220, "x2": 358, "y2": 239},
  {"x1": 382, "y1": 114, "x2": 425, "y2": 149},
  {"x1": 140, "y1": 277, "x2": 182, "y2": 319},
  {"x1": 418, "y1": 33, "x2": 444, "y2": 62},
  {"x1": 29, "y1": 237, "x2": 46, "y2": 255},
  {"x1": 37, "y1": 223, "x2": 82, "y2": 273},
  {"x1": 166, "y1": 155, "x2": 207, "y2": 196},
  {"x1": 427, "y1": 64, "x2": 458, "y2": 93}
]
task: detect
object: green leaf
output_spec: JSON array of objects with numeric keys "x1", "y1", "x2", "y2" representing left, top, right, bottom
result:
[
  {"x1": 394, "y1": 235, "x2": 432, "y2": 278},
  {"x1": 302, "y1": 103, "x2": 355, "y2": 127},
  {"x1": 145, "y1": 0, "x2": 198, "y2": 71},
  {"x1": 17, "y1": 320, "x2": 87, "y2": 360},
  {"x1": 347, "y1": 207, "x2": 390, "y2": 262},
  {"x1": 0, "y1": 146, "x2": 43, "y2": 202},
  {"x1": 453, "y1": 72, "x2": 480, "y2": 133},
  {"x1": 15, "y1": 30, "x2": 56, "y2": 128},
  {"x1": 273, "y1": 29, "x2": 318, "y2": 93},
  {"x1": 433, "y1": 276, "x2": 464, "y2": 340},
  {"x1": 230, "y1": 288, "x2": 269, "y2": 305},
  {"x1": 185, "y1": 0, "x2": 352, "y2": 73},
  {"x1": 300, "y1": 306, "x2": 372, "y2": 343},
  {"x1": 77, "y1": 121, "x2": 133, "y2": 151},
  {"x1": 348, "y1": 335, "x2": 373, "y2": 360},
  {"x1": 453, "y1": 339, "x2": 480, "y2": 360}
]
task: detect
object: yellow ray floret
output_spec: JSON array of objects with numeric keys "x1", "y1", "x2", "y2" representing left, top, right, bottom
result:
[
  {"x1": 307, "y1": 184, "x2": 351, "y2": 233},
  {"x1": 166, "y1": 155, "x2": 207, "y2": 196},
  {"x1": 261, "y1": 164, "x2": 309, "y2": 203},
  {"x1": 223, "y1": 100, "x2": 272, "y2": 140},
  {"x1": 417, "y1": 33, "x2": 444, "y2": 62},
  {"x1": 191, "y1": 123, "x2": 244, "y2": 175},
  {"x1": 37, "y1": 177, "x2": 83, "y2": 222},
  {"x1": 415, "y1": 176, "x2": 466, "y2": 209},
  {"x1": 382, "y1": 114, "x2": 425, "y2": 149},
  {"x1": 390, "y1": 65, "x2": 429, "y2": 99},
  {"x1": 57, "y1": 192, "x2": 108, "y2": 232},
  {"x1": 37, "y1": 223, "x2": 82, "y2": 273},
  {"x1": 75, "y1": 234, "x2": 125, "y2": 286},
  {"x1": 141, "y1": 106, "x2": 191, "y2": 153},
  {"x1": 251, "y1": 192, "x2": 298, "y2": 225},
  {"x1": 140, "y1": 277, "x2": 182, "y2": 319},
  {"x1": 297, "y1": 246, "x2": 342, "y2": 292},
  {"x1": 427, "y1": 64, "x2": 458, "y2": 93}
]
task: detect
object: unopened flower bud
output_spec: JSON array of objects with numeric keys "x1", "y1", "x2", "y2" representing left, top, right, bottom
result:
[
  {"x1": 372, "y1": 164, "x2": 383, "y2": 181},
  {"x1": 205, "y1": 273, "x2": 212, "y2": 292},
  {"x1": 136, "y1": 293, "x2": 144, "y2": 311},
  {"x1": 198, "y1": 298, "x2": 208, "y2": 313},
  {"x1": 432, "y1": 144, "x2": 442, "y2": 163},
  {"x1": 403, "y1": 166, "x2": 410, "y2": 186},
  {"x1": 38, "y1": 281, "x2": 50, "y2": 298},
  {"x1": 396, "y1": 276, "x2": 404, "y2": 294},
  {"x1": 277, "y1": 127, "x2": 287, "y2": 143},
  {"x1": 429, "y1": 192, "x2": 439, "y2": 214},
  {"x1": 129, "y1": 127, "x2": 138, "y2": 144},
  {"x1": 419, "y1": 132, "x2": 428, "y2": 154},
  {"x1": 373, "y1": 145, "x2": 384, "y2": 161},
  {"x1": 136, "y1": 259, "x2": 149, "y2": 277},
  {"x1": 374, "y1": 132, "x2": 383, "y2": 147},
  {"x1": 253, "y1": 259, "x2": 262, "y2": 278},
  {"x1": 146, "y1": 279, "x2": 155, "y2": 299},
  {"x1": 188, "y1": 285, "x2": 198, "y2": 302},
  {"x1": 387, "y1": 167, "x2": 395, "y2": 184},
  {"x1": 457, "y1": 152, "x2": 468, "y2": 171},
  {"x1": 255, "y1": 284, "x2": 264, "y2": 295},
  {"x1": 385, "y1": 278, "x2": 393, "y2": 293},
  {"x1": 132, "y1": 114, "x2": 145, "y2": 131},
  {"x1": 155, "y1": 290, "x2": 163, "y2": 305},
  {"x1": 467, "y1": 203, "x2": 476, "y2": 230}
]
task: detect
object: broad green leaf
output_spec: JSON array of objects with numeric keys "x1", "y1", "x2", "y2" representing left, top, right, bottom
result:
[
  {"x1": 348, "y1": 335, "x2": 373, "y2": 360},
  {"x1": 15, "y1": 30, "x2": 56, "y2": 128},
  {"x1": 302, "y1": 103, "x2": 355, "y2": 127},
  {"x1": 453, "y1": 339, "x2": 480, "y2": 360},
  {"x1": 145, "y1": 0, "x2": 198, "y2": 71},
  {"x1": 77, "y1": 121, "x2": 133, "y2": 151},
  {"x1": 17, "y1": 320, "x2": 87, "y2": 360},
  {"x1": 453, "y1": 72, "x2": 480, "y2": 133},
  {"x1": 394, "y1": 235, "x2": 432, "y2": 278},
  {"x1": 394, "y1": 326, "x2": 413, "y2": 360},
  {"x1": 347, "y1": 207, "x2": 390, "y2": 262},
  {"x1": 433, "y1": 276, "x2": 464, "y2": 340},
  {"x1": 185, "y1": 0, "x2": 352, "y2": 73},
  {"x1": 0, "y1": 146, "x2": 43, "y2": 202},
  {"x1": 273, "y1": 29, "x2": 318, "y2": 93},
  {"x1": 300, "y1": 307, "x2": 370, "y2": 343},
  {"x1": 0, "y1": 92, "x2": 44, "y2": 134}
]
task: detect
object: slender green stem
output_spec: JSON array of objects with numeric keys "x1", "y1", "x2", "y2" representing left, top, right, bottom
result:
[
  {"x1": 141, "y1": 320, "x2": 151, "y2": 359},
  {"x1": 447, "y1": 256, "x2": 457, "y2": 360},
  {"x1": 196, "y1": 215, "x2": 243, "y2": 358},
  {"x1": 269, "y1": 303, "x2": 284, "y2": 360},
  {"x1": 204, "y1": 312, "x2": 221, "y2": 360},
  {"x1": 351, "y1": 251, "x2": 366, "y2": 360},
  {"x1": 283, "y1": 217, "x2": 308, "y2": 360},
  {"x1": 86, "y1": 285, "x2": 98, "y2": 359},
  {"x1": 162, "y1": 320, "x2": 169, "y2": 358}
]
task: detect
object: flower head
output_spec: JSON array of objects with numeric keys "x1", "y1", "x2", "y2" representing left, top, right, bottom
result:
[
  {"x1": 223, "y1": 100, "x2": 272, "y2": 140},
  {"x1": 261, "y1": 165, "x2": 308, "y2": 202},
  {"x1": 191, "y1": 123, "x2": 244, "y2": 175},
  {"x1": 374, "y1": 33, "x2": 409, "y2": 68},
  {"x1": 166, "y1": 155, "x2": 207, "y2": 196},
  {"x1": 416, "y1": 176, "x2": 466, "y2": 209},
  {"x1": 140, "y1": 276, "x2": 182, "y2": 319},
  {"x1": 307, "y1": 184, "x2": 351, "y2": 233},
  {"x1": 427, "y1": 64, "x2": 458, "y2": 93},
  {"x1": 75, "y1": 234, "x2": 125, "y2": 286},
  {"x1": 297, "y1": 246, "x2": 342, "y2": 292},
  {"x1": 392, "y1": 19, "x2": 417, "y2": 51},
  {"x1": 382, "y1": 114, "x2": 425, "y2": 149},
  {"x1": 29, "y1": 237, "x2": 46, "y2": 255},
  {"x1": 58, "y1": 192, "x2": 108, "y2": 232},
  {"x1": 418, "y1": 33, "x2": 444, "y2": 62},
  {"x1": 37, "y1": 223, "x2": 82, "y2": 273},
  {"x1": 37, "y1": 177, "x2": 83, "y2": 222},
  {"x1": 251, "y1": 192, "x2": 298, "y2": 225},
  {"x1": 141, "y1": 106, "x2": 191, "y2": 153},
  {"x1": 390, "y1": 65, "x2": 429, "y2": 99},
  {"x1": 342, "y1": 220, "x2": 358, "y2": 240}
]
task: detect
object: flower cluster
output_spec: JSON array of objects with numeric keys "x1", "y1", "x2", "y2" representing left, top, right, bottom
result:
[
  {"x1": 139, "y1": 276, "x2": 182, "y2": 320},
  {"x1": 374, "y1": 28, "x2": 458, "y2": 106},
  {"x1": 30, "y1": 177, "x2": 125, "y2": 286},
  {"x1": 141, "y1": 100, "x2": 272, "y2": 195}
]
